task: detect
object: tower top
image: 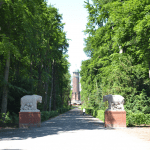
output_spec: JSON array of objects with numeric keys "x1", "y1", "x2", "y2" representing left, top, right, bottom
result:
[
  {"x1": 74, "y1": 64, "x2": 79, "y2": 73},
  {"x1": 73, "y1": 69, "x2": 79, "y2": 73}
]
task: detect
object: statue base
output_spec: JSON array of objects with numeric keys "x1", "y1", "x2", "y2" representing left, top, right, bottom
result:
[
  {"x1": 19, "y1": 112, "x2": 41, "y2": 128},
  {"x1": 104, "y1": 110, "x2": 126, "y2": 128}
]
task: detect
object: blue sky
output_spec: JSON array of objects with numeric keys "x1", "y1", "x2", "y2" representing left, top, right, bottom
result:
[{"x1": 47, "y1": 0, "x2": 91, "y2": 76}]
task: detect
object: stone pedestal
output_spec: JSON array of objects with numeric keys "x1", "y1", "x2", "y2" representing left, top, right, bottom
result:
[
  {"x1": 19, "y1": 112, "x2": 41, "y2": 128},
  {"x1": 105, "y1": 110, "x2": 126, "y2": 128}
]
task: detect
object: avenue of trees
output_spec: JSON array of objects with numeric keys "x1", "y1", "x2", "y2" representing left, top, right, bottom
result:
[
  {"x1": 81, "y1": 0, "x2": 150, "y2": 116},
  {"x1": 0, "y1": 0, "x2": 71, "y2": 120}
]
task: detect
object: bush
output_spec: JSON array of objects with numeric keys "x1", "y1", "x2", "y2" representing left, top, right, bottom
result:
[
  {"x1": 41, "y1": 111, "x2": 59, "y2": 122},
  {"x1": 41, "y1": 106, "x2": 71, "y2": 122},
  {"x1": 0, "y1": 112, "x2": 11, "y2": 123},
  {"x1": 82, "y1": 107, "x2": 150, "y2": 127},
  {"x1": 57, "y1": 106, "x2": 71, "y2": 114},
  {"x1": 83, "y1": 107, "x2": 105, "y2": 122},
  {"x1": 93, "y1": 109, "x2": 97, "y2": 117},
  {"x1": 125, "y1": 90, "x2": 150, "y2": 114},
  {"x1": 9, "y1": 112, "x2": 19, "y2": 123},
  {"x1": 96, "y1": 110, "x2": 105, "y2": 122},
  {"x1": 41, "y1": 111, "x2": 50, "y2": 122},
  {"x1": 85, "y1": 108, "x2": 93, "y2": 115},
  {"x1": 126, "y1": 110, "x2": 135, "y2": 127},
  {"x1": 0, "y1": 111, "x2": 19, "y2": 124},
  {"x1": 126, "y1": 110, "x2": 150, "y2": 126}
]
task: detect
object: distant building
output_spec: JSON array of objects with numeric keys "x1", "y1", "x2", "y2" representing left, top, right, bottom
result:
[{"x1": 71, "y1": 70, "x2": 81, "y2": 105}]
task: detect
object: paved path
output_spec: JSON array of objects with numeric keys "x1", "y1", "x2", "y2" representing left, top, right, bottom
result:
[{"x1": 0, "y1": 108, "x2": 150, "y2": 150}]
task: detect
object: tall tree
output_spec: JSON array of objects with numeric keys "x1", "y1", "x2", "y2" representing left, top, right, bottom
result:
[
  {"x1": 81, "y1": 0, "x2": 150, "y2": 112},
  {"x1": 0, "y1": 0, "x2": 71, "y2": 118}
]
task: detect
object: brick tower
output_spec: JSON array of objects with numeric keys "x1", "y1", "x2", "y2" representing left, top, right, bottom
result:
[{"x1": 71, "y1": 70, "x2": 81, "y2": 105}]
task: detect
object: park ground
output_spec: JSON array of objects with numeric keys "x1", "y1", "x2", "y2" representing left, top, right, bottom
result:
[{"x1": 0, "y1": 107, "x2": 150, "y2": 150}]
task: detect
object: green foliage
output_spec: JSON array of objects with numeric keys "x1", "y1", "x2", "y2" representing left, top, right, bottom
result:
[
  {"x1": 0, "y1": 112, "x2": 19, "y2": 124},
  {"x1": 85, "y1": 108, "x2": 93, "y2": 115},
  {"x1": 9, "y1": 112, "x2": 19, "y2": 124},
  {"x1": 57, "y1": 106, "x2": 71, "y2": 114},
  {"x1": 81, "y1": 0, "x2": 150, "y2": 122},
  {"x1": 41, "y1": 111, "x2": 59, "y2": 122},
  {"x1": 0, "y1": 107, "x2": 71, "y2": 125},
  {"x1": 0, "y1": 0, "x2": 71, "y2": 117},
  {"x1": 41, "y1": 106, "x2": 71, "y2": 122},
  {"x1": 126, "y1": 110, "x2": 150, "y2": 126},
  {"x1": 125, "y1": 90, "x2": 150, "y2": 114},
  {"x1": 96, "y1": 110, "x2": 105, "y2": 122},
  {"x1": 83, "y1": 107, "x2": 150, "y2": 127},
  {"x1": 83, "y1": 107, "x2": 104, "y2": 122},
  {"x1": 0, "y1": 112, "x2": 11, "y2": 123}
]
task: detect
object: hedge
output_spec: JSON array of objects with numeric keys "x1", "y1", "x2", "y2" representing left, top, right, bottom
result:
[
  {"x1": 41, "y1": 106, "x2": 71, "y2": 122},
  {"x1": 126, "y1": 110, "x2": 150, "y2": 126},
  {"x1": 0, "y1": 106, "x2": 71, "y2": 124},
  {"x1": 82, "y1": 107, "x2": 150, "y2": 127}
]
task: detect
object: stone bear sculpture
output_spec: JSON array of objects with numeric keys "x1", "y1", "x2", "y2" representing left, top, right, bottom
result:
[
  {"x1": 103, "y1": 94, "x2": 124, "y2": 111},
  {"x1": 20, "y1": 95, "x2": 42, "y2": 112}
]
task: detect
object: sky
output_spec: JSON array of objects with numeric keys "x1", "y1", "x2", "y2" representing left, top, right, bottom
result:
[{"x1": 47, "y1": 0, "x2": 91, "y2": 77}]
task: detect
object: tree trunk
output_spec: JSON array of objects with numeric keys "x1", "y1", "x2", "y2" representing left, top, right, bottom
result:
[
  {"x1": 70, "y1": 97, "x2": 71, "y2": 107},
  {"x1": 38, "y1": 62, "x2": 42, "y2": 95},
  {"x1": 49, "y1": 60, "x2": 54, "y2": 111},
  {"x1": 61, "y1": 89, "x2": 63, "y2": 106},
  {"x1": 43, "y1": 81, "x2": 49, "y2": 111},
  {"x1": 149, "y1": 61, "x2": 150, "y2": 78},
  {"x1": 30, "y1": 55, "x2": 33, "y2": 92},
  {"x1": 53, "y1": 60, "x2": 56, "y2": 110},
  {"x1": 0, "y1": 1, "x2": 4, "y2": 8},
  {"x1": 1, "y1": 50, "x2": 10, "y2": 121},
  {"x1": 15, "y1": 59, "x2": 20, "y2": 79},
  {"x1": 43, "y1": 65, "x2": 50, "y2": 111}
]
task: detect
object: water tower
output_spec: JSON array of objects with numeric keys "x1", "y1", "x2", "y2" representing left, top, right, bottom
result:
[{"x1": 71, "y1": 69, "x2": 81, "y2": 105}]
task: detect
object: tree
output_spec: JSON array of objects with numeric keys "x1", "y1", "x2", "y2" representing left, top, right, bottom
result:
[
  {"x1": 0, "y1": 0, "x2": 71, "y2": 120},
  {"x1": 81, "y1": 0, "x2": 150, "y2": 112}
]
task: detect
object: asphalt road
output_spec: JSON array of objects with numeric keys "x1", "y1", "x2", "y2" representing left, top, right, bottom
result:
[{"x1": 0, "y1": 107, "x2": 150, "y2": 150}]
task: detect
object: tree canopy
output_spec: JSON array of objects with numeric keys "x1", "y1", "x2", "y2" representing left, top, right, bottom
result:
[
  {"x1": 81, "y1": 0, "x2": 150, "y2": 113},
  {"x1": 0, "y1": 0, "x2": 71, "y2": 116}
]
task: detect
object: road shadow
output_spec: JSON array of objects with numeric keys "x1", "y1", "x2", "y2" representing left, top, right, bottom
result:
[{"x1": 0, "y1": 108, "x2": 114, "y2": 141}]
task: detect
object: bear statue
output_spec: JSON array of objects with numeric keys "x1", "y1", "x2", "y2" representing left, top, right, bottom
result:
[
  {"x1": 103, "y1": 94, "x2": 124, "y2": 111},
  {"x1": 20, "y1": 95, "x2": 42, "y2": 112}
]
